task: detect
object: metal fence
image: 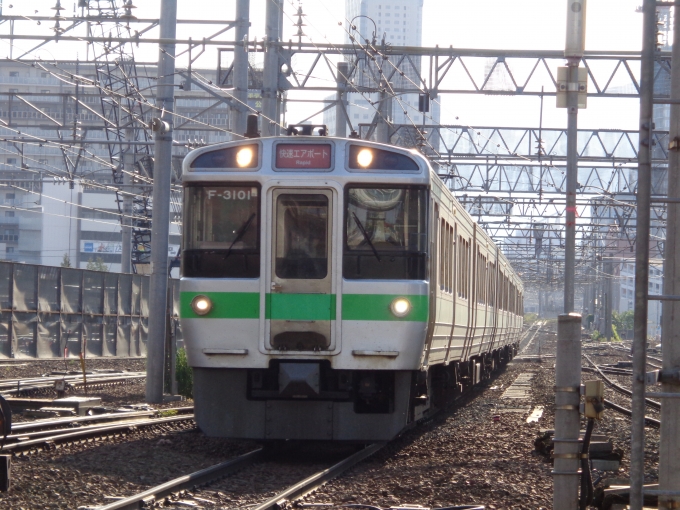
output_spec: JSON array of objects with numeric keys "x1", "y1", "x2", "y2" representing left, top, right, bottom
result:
[{"x1": 0, "y1": 260, "x2": 180, "y2": 359}]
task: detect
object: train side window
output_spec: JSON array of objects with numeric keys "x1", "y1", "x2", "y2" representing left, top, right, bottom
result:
[
  {"x1": 446, "y1": 222, "x2": 451, "y2": 291},
  {"x1": 450, "y1": 225, "x2": 456, "y2": 293},
  {"x1": 466, "y1": 241, "x2": 470, "y2": 300},
  {"x1": 490, "y1": 263, "x2": 494, "y2": 307},
  {"x1": 445, "y1": 224, "x2": 451, "y2": 292},
  {"x1": 458, "y1": 236, "x2": 465, "y2": 299},
  {"x1": 440, "y1": 220, "x2": 446, "y2": 290},
  {"x1": 460, "y1": 237, "x2": 464, "y2": 298}
]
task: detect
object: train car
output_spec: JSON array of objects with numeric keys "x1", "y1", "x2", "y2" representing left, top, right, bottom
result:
[{"x1": 180, "y1": 128, "x2": 523, "y2": 442}]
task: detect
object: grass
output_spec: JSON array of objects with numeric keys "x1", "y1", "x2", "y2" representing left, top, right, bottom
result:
[{"x1": 176, "y1": 347, "x2": 193, "y2": 399}]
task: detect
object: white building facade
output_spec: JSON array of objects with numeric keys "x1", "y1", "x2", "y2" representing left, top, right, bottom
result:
[{"x1": 326, "y1": 0, "x2": 440, "y2": 146}]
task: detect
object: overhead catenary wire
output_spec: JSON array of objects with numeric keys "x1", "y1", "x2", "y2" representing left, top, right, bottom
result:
[{"x1": 0, "y1": 2, "x2": 665, "y2": 285}]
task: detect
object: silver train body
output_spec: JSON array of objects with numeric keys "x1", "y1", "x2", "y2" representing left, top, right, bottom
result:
[{"x1": 180, "y1": 136, "x2": 523, "y2": 442}]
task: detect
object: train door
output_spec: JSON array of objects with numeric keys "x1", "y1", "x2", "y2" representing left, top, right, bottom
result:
[{"x1": 267, "y1": 189, "x2": 335, "y2": 352}]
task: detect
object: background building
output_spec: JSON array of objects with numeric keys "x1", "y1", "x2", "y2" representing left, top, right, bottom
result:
[
  {"x1": 0, "y1": 60, "x2": 240, "y2": 272},
  {"x1": 325, "y1": 0, "x2": 440, "y2": 149}
]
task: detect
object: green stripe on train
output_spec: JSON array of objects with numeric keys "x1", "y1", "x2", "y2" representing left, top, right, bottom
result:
[
  {"x1": 180, "y1": 292, "x2": 260, "y2": 319},
  {"x1": 266, "y1": 293, "x2": 336, "y2": 321},
  {"x1": 342, "y1": 294, "x2": 429, "y2": 322},
  {"x1": 181, "y1": 291, "x2": 429, "y2": 322}
]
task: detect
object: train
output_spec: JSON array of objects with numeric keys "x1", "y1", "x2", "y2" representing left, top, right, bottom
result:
[{"x1": 179, "y1": 126, "x2": 524, "y2": 442}]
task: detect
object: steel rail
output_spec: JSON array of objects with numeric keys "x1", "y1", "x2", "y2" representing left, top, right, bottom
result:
[
  {"x1": 583, "y1": 354, "x2": 661, "y2": 411},
  {"x1": 91, "y1": 443, "x2": 384, "y2": 510},
  {"x1": 0, "y1": 374, "x2": 147, "y2": 396},
  {"x1": 519, "y1": 321, "x2": 544, "y2": 354},
  {"x1": 0, "y1": 414, "x2": 194, "y2": 452},
  {"x1": 5, "y1": 416, "x2": 187, "y2": 443},
  {"x1": 608, "y1": 345, "x2": 664, "y2": 369},
  {"x1": 0, "y1": 372, "x2": 146, "y2": 388},
  {"x1": 251, "y1": 443, "x2": 384, "y2": 510},
  {"x1": 96, "y1": 448, "x2": 264, "y2": 510},
  {"x1": 603, "y1": 399, "x2": 660, "y2": 429},
  {"x1": 10, "y1": 407, "x2": 193, "y2": 433}
]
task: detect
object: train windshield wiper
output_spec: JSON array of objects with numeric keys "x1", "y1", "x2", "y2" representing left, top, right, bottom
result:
[
  {"x1": 224, "y1": 213, "x2": 256, "y2": 259},
  {"x1": 352, "y1": 212, "x2": 381, "y2": 262}
]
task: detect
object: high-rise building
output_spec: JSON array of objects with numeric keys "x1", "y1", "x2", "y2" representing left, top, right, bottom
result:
[
  {"x1": 326, "y1": 0, "x2": 440, "y2": 150},
  {"x1": 345, "y1": 0, "x2": 423, "y2": 48}
]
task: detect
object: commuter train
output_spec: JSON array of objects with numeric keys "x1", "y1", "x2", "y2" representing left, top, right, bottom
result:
[{"x1": 180, "y1": 128, "x2": 523, "y2": 442}]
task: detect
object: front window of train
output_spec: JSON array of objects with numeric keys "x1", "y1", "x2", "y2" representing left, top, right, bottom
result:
[
  {"x1": 344, "y1": 186, "x2": 428, "y2": 279},
  {"x1": 182, "y1": 184, "x2": 260, "y2": 278}
]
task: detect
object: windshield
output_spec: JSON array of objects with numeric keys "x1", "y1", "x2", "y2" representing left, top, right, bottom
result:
[
  {"x1": 344, "y1": 186, "x2": 427, "y2": 280},
  {"x1": 182, "y1": 184, "x2": 260, "y2": 278}
]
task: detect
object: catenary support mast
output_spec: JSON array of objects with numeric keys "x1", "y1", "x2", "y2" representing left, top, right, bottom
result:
[
  {"x1": 121, "y1": 127, "x2": 134, "y2": 274},
  {"x1": 146, "y1": 0, "x2": 178, "y2": 404},
  {"x1": 553, "y1": 1, "x2": 586, "y2": 508},
  {"x1": 231, "y1": 0, "x2": 250, "y2": 136},
  {"x1": 262, "y1": 0, "x2": 283, "y2": 135},
  {"x1": 657, "y1": 2, "x2": 680, "y2": 507},
  {"x1": 629, "y1": 0, "x2": 655, "y2": 507}
]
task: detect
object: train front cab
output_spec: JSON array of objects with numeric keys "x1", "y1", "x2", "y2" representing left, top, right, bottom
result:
[{"x1": 180, "y1": 139, "x2": 433, "y2": 442}]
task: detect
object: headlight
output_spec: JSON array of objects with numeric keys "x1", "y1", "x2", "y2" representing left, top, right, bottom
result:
[
  {"x1": 236, "y1": 147, "x2": 254, "y2": 167},
  {"x1": 390, "y1": 297, "x2": 411, "y2": 318},
  {"x1": 356, "y1": 148, "x2": 373, "y2": 168},
  {"x1": 191, "y1": 295, "x2": 213, "y2": 316}
]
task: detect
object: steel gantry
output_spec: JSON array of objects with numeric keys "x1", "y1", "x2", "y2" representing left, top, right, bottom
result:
[{"x1": 0, "y1": 1, "x2": 671, "y2": 339}]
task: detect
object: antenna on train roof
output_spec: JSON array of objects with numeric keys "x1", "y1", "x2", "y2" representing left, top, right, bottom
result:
[{"x1": 244, "y1": 114, "x2": 260, "y2": 138}]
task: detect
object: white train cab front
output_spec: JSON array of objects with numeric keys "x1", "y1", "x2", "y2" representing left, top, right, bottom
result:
[{"x1": 179, "y1": 137, "x2": 432, "y2": 372}]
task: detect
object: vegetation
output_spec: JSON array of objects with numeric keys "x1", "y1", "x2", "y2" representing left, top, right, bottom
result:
[
  {"x1": 61, "y1": 253, "x2": 72, "y2": 268},
  {"x1": 159, "y1": 409, "x2": 178, "y2": 417},
  {"x1": 86, "y1": 257, "x2": 109, "y2": 272},
  {"x1": 591, "y1": 330, "x2": 602, "y2": 342},
  {"x1": 524, "y1": 312, "x2": 539, "y2": 325},
  {"x1": 613, "y1": 310, "x2": 634, "y2": 335},
  {"x1": 611, "y1": 324, "x2": 622, "y2": 342},
  {"x1": 176, "y1": 347, "x2": 193, "y2": 399},
  {"x1": 585, "y1": 314, "x2": 594, "y2": 328}
]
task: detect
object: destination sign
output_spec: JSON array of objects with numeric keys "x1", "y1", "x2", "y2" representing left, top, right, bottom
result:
[{"x1": 275, "y1": 144, "x2": 332, "y2": 169}]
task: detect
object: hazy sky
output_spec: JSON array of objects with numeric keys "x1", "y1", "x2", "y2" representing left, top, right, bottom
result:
[{"x1": 0, "y1": 0, "x2": 648, "y2": 131}]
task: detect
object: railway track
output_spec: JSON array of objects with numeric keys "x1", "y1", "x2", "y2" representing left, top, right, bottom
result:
[
  {"x1": 518, "y1": 320, "x2": 545, "y2": 354},
  {"x1": 0, "y1": 371, "x2": 146, "y2": 397},
  {"x1": 85, "y1": 355, "x2": 518, "y2": 509},
  {"x1": 94, "y1": 443, "x2": 384, "y2": 510},
  {"x1": 582, "y1": 352, "x2": 661, "y2": 429},
  {"x1": 1, "y1": 408, "x2": 195, "y2": 454},
  {"x1": 608, "y1": 344, "x2": 663, "y2": 369}
]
